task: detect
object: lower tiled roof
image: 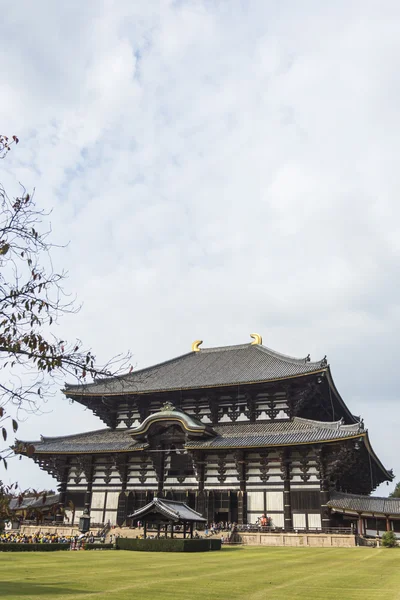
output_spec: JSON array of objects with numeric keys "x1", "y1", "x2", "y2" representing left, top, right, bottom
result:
[
  {"x1": 23, "y1": 417, "x2": 362, "y2": 454},
  {"x1": 328, "y1": 492, "x2": 400, "y2": 516},
  {"x1": 187, "y1": 418, "x2": 361, "y2": 449}
]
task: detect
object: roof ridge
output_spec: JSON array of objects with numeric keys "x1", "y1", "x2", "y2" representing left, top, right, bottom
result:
[
  {"x1": 65, "y1": 351, "x2": 195, "y2": 391},
  {"x1": 332, "y1": 491, "x2": 400, "y2": 502},
  {"x1": 256, "y1": 344, "x2": 326, "y2": 366},
  {"x1": 293, "y1": 417, "x2": 360, "y2": 430},
  {"x1": 38, "y1": 427, "x2": 112, "y2": 443}
]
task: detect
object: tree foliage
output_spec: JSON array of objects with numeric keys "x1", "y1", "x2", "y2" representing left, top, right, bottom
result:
[
  {"x1": 0, "y1": 135, "x2": 130, "y2": 468},
  {"x1": 389, "y1": 482, "x2": 400, "y2": 498},
  {"x1": 381, "y1": 530, "x2": 397, "y2": 548}
]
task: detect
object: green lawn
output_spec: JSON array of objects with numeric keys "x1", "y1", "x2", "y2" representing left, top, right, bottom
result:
[{"x1": 1, "y1": 547, "x2": 399, "y2": 600}]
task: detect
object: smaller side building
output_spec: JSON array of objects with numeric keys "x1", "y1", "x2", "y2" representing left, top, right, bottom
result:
[{"x1": 328, "y1": 492, "x2": 400, "y2": 538}]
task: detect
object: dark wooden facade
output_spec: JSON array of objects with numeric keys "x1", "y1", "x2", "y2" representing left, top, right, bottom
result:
[{"x1": 21, "y1": 338, "x2": 392, "y2": 530}]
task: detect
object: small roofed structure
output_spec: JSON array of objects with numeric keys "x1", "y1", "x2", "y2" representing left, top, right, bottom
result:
[
  {"x1": 328, "y1": 492, "x2": 400, "y2": 538},
  {"x1": 8, "y1": 494, "x2": 60, "y2": 526},
  {"x1": 129, "y1": 497, "x2": 206, "y2": 539}
]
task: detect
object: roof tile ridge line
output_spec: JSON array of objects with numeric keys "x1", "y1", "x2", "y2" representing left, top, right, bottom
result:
[
  {"x1": 64, "y1": 351, "x2": 195, "y2": 390},
  {"x1": 200, "y1": 343, "x2": 252, "y2": 352},
  {"x1": 35, "y1": 427, "x2": 112, "y2": 442},
  {"x1": 181, "y1": 502, "x2": 204, "y2": 517},
  {"x1": 256, "y1": 344, "x2": 326, "y2": 366},
  {"x1": 293, "y1": 416, "x2": 344, "y2": 428},
  {"x1": 331, "y1": 491, "x2": 400, "y2": 501}
]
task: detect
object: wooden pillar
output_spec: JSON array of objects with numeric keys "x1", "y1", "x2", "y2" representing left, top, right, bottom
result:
[
  {"x1": 183, "y1": 523, "x2": 187, "y2": 539},
  {"x1": 170, "y1": 521, "x2": 174, "y2": 538},
  {"x1": 83, "y1": 457, "x2": 94, "y2": 512},
  {"x1": 143, "y1": 521, "x2": 147, "y2": 539},
  {"x1": 317, "y1": 448, "x2": 330, "y2": 530},
  {"x1": 280, "y1": 450, "x2": 292, "y2": 531},
  {"x1": 386, "y1": 516, "x2": 391, "y2": 532},
  {"x1": 55, "y1": 458, "x2": 70, "y2": 523},
  {"x1": 190, "y1": 523, "x2": 193, "y2": 539},
  {"x1": 191, "y1": 451, "x2": 207, "y2": 521},
  {"x1": 157, "y1": 524, "x2": 161, "y2": 538},
  {"x1": 358, "y1": 513, "x2": 364, "y2": 536},
  {"x1": 235, "y1": 450, "x2": 247, "y2": 525},
  {"x1": 165, "y1": 524, "x2": 168, "y2": 538}
]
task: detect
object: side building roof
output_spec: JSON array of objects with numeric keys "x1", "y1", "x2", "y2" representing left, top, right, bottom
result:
[
  {"x1": 328, "y1": 492, "x2": 400, "y2": 517},
  {"x1": 64, "y1": 342, "x2": 328, "y2": 397}
]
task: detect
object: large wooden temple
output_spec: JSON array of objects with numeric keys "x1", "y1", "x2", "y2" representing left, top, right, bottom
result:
[{"x1": 20, "y1": 335, "x2": 393, "y2": 530}]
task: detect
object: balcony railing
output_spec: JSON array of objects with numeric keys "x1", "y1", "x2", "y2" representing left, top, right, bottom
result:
[{"x1": 236, "y1": 525, "x2": 353, "y2": 535}]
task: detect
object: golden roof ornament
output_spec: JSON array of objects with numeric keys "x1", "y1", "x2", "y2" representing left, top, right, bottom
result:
[
  {"x1": 191, "y1": 340, "x2": 203, "y2": 352},
  {"x1": 250, "y1": 333, "x2": 262, "y2": 345},
  {"x1": 161, "y1": 402, "x2": 175, "y2": 412}
]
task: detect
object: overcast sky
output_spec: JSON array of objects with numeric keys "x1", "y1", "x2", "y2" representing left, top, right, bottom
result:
[{"x1": 1, "y1": 1, "x2": 399, "y2": 496}]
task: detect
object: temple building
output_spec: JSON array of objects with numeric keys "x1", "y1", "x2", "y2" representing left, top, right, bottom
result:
[{"x1": 20, "y1": 335, "x2": 393, "y2": 531}]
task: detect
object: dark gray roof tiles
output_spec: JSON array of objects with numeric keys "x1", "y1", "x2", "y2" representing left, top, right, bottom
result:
[
  {"x1": 25, "y1": 428, "x2": 142, "y2": 454},
  {"x1": 9, "y1": 494, "x2": 60, "y2": 511},
  {"x1": 25, "y1": 417, "x2": 361, "y2": 454},
  {"x1": 64, "y1": 343, "x2": 327, "y2": 397},
  {"x1": 128, "y1": 498, "x2": 206, "y2": 522},
  {"x1": 187, "y1": 418, "x2": 362, "y2": 449},
  {"x1": 328, "y1": 492, "x2": 400, "y2": 515}
]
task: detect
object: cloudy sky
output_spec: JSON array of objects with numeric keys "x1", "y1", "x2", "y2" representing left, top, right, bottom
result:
[{"x1": 1, "y1": 1, "x2": 399, "y2": 495}]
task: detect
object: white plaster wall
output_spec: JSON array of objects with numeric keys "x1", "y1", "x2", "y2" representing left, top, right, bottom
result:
[
  {"x1": 247, "y1": 491, "x2": 264, "y2": 511},
  {"x1": 104, "y1": 511, "x2": 117, "y2": 526},
  {"x1": 308, "y1": 514, "x2": 322, "y2": 529},
  {"x1": 91, "y1": 492, "x2": 106, "y2": 511},
  {"x1": 266, "y1": 491, "x2": 283, "y2": 511},
  {"x1": 293, "y1": 513, "x2": 306, "y2": 529},
  {"x1": 106, "y1": 492, "x2": 120, "y2": 511},
  {"x1": 270, "y1": 513, "x2": 284, "y2": 528}
]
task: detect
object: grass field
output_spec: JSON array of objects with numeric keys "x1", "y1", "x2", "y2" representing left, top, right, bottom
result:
[{"x1": 1, "y1": 546, "x2": 400, "y2": 600}]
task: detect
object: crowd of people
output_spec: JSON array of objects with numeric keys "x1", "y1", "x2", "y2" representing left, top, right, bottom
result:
[
  {"x1": 204, "y1": 521, "x2": 236, "y2": 534},
  {"x1": 0, "y1": 531, "x2": 100, "y2": 548}
]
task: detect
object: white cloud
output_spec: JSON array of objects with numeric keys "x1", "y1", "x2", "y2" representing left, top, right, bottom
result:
[{"x1": 1, "y1": 0, "x2": 399, "y2": 494}]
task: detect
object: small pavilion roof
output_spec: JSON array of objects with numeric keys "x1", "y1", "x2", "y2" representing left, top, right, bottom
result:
[
  {"x1": 128, "y1": 497, "x2": 206, "y2": 522},
  {"x1": 64, "y1": 341, "x2": 327, "y2": 397},
  {"x1": 328, "y1": 492, "x2": 400, "y2": 517}
]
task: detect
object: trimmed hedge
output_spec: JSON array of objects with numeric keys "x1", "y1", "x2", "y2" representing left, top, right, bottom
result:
[
  {"x1": 0, "y1": 543, "x2": 70, "y2": 552},
  {"x1": 117, "y1": 537, "x2": 221, "y2": 552},
  {"x1": 209, "y1": 538, "x2": 222, "y2": 551},
  {"x1": 0, "y1": 543, "x2": 114, "y2": 552}
]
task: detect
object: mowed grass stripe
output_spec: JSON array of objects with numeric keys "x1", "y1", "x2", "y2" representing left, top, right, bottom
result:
[{"x1": 0, "y1": 547, "x2": 399, "y2": 600}]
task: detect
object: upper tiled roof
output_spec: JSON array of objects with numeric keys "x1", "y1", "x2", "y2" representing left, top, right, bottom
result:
[
  {"x1": 64, "y1": 343, "x2": 327, "y2": 396},
  {"x1": 328, "y1": 492, "x2": 400, "y2": 516},
  {"x1": 24, "y1": 417, "x2": 361, "y2": 454}
]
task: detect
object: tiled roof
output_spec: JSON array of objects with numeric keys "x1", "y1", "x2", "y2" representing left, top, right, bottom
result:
[
  {"x1": 64, "y1": 343, "x2": 326, "y2": 397},
  {"x1": 328, "y1": 492, "x2": 400, "y2": 516},
  {"x1": 23, "y1": 429, "x2": 143, "y2": 454},
  {"x1": 128, "y1": 498, "x2": 206, "y2": 522},
  {"x1": 9, "y1": 494, "x2": 60, "y2": 511},
  {"x1": 187, "y1": 418, "x2": 362, "y2": 449},
  {"x1": 23, "y1": 417, "x2": 361, "y2": 454}
]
